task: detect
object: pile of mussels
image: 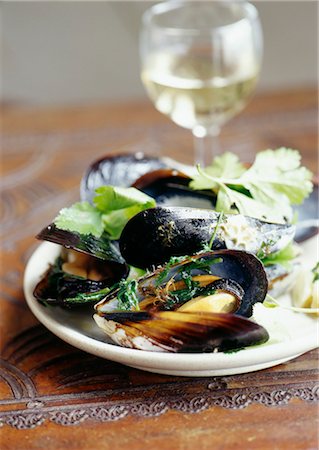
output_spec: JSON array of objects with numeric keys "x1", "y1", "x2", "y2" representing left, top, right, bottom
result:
[{"x1": 34, "y1": 154, "x2": 300, "y2": 353}]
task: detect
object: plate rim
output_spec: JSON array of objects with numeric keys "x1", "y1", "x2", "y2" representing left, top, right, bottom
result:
[{"x1": 23, "y1": 241, "x2": 318, "y2": 373}]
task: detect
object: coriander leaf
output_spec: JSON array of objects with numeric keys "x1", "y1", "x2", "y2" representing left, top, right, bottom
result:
[
  {"x1": 190, "y1": 148, "x2": 313, "y2": 224},
  {"x1": 54, "y1": 202, "x2": 103, "y2": 237},
  {"x1": 190, "y1": 152, "x2": 245, "y2": 190},
  {"x1": 94, "y1": 186, "x2": 155, "y2": 213},
  {"x1": 260, "y1": 243, "x2": 298, "y2": 270},
  {"x1": 127, "y1": 266, "x2": 147, "y2": 281},
  {"x1": 101, "y1": 205, "x2": 150, "y2": 240},
  {"x1": 216, "y1": 184, "x2": 285, "y2": 223},
  {"x1": 242, "y1": 149, "x2": 313, "y2": 205},
  {"x1": 94, "y1": 186, "x2": 156, "y2": 240}
]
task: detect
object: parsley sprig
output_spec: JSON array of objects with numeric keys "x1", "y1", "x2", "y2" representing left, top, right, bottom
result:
[{"x1": 190, "y1": 149, "x2": 313, "y2": 224}]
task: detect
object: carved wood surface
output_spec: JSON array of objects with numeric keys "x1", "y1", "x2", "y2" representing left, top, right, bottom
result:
[{"x1": 1, "y1": 88, "x2": 318, "y2": 449}]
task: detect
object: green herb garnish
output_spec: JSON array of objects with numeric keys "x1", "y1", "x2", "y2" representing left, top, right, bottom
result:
[
  {"x1": 166, "y1": 273, "x2": 217, "y2": 307},
  {"x1": 54, "y1": 185, "x2": 156, "y2": 240},
  {"x1": 208, "y1": 212, "x2": 224, "y2": 250},
  {"x1": 264, "y1": 294, "x2": 319, "y2": 314},
  {"x1": 117, "y1": 279, "x2": 140, "y2": 311},
  {"x1": 63, "y1": 287, "x2": 111, "y2": 304},
  {"x1": 183, "y1": 256, "x2": 222, "y2": 275},
  {"x1": 155, "y1": 256, "x2": 186, "y2": 287},
  {"x1": 190, "y1": 148, "x2": 313, "y2": 224},
  {"x1": 223, "y1": 347, "x2": 245, "y2": 354},
  {"x1": 312, "y1": 262, "x2": 319, "y2": 283},
  {"x1": 260, "y1": 242, "x2": 298, "y2": 270}
]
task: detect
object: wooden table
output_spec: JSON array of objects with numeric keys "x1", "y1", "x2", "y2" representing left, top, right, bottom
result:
[{"x1": 1, "y1": 88, "x2": 318, "y2": 449}]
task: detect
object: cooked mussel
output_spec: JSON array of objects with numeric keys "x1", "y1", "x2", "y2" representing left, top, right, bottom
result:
[
  {"x1": 96, "y1": 250, "x2": 268, "y2": 317},
  {"x1": 81, "y1": 153, "x2": 170, "y2": 203},
  {"x1": 119, "y1": 206, "x2": 295, "y2": 269},
  {"x1": 35, "y1": 224, "x2": 128, "y2": 307},
  {"x1": 93, "y1": 250, "x2": 269, "y2": 352},
  {"x1": 34, "y1": 248, "x2": 129, "y2": 307}
]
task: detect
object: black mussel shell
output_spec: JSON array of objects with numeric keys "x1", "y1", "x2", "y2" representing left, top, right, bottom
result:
[
  {"x1": 80, "y1": 152, "x2": 170, "y2": 203},
  {"x1": 94, "y1": 311, "x2": 269, "y2": 353},
  {"x1": 132, "y1": 168, "x2": 216, "y2": 208},
  {"x1": 34, "y1": 255, "x2": 128, "y2": 307},
  {"x1": 145, "y1": 250, "x2": 268, "y2": 317},
  {"x1": 119, "y1": 206, "x2": 295, "y2": 269},
  {"x1": 37, "y1": 224, "x2": 125, "y2": 264}
]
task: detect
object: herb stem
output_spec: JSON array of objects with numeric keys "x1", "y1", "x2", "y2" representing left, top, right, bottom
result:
[
  {"x1": 265, "y1": 294, "x2": 319, "y2": 314},
  {"x1": 64, "y1": 286, "x2": 111, "y2": 304},
  {"x1": 208, "y1": 211, "x2": 224, "y2": 250}
]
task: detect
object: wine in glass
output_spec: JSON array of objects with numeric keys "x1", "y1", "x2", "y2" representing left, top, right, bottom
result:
[{"x1": 140, "y1": 1, "x2": 263, "y2": 166}]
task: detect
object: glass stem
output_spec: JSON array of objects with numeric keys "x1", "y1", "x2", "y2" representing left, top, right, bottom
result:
[{"x1": 192, "y1": 125, "x2": 221, "y2": 167}]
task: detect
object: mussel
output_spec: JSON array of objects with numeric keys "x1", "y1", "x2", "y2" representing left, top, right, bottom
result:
[
  {"x1": 119, "y1": 206, "x2": 295, "y2": 269},
  {"x1": 81, "y1": 153, "x2": 170, "y2": 203},
  {"x1": 94, "y1": 250, "x2": 269, "y2": 352},
  {"x1": 34, "y1": 224, "x2": 128, "y2": 307}
]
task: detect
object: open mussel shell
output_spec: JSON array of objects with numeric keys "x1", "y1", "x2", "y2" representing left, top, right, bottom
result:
[
  {"x1": 34, "y1": 250, "x2": 129, "y2": 307},
  {"x1": 35, "y1": 224, "x2": 128, "y2": 307},
  {"x1": 80, "y1": 152, "x2": 170, "y2": 203},
  {"x1": 119, "y1": 206, "x2": 295, "y2": 269},
  {"x1": 132, "y1": 168, "x2": 216, "y2": 208},
  {"x1": 93, "y1": 311, "x2": 269, "y2": 353},
  {"x1": 34, "y1": 266, "x2": 108, "y2": 307},
  {"x1": 37, "y1": 223, "x2": 125, "y2": 264},
  {"x1": 96, "y1": 250, "x2": 268, "y2": 318},
  {"x1": 33, "y1": 249, "x2": 129, "y2": 307}
]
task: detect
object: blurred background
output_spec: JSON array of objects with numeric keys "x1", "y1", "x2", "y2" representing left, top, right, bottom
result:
[{"x1": 2, "y1": 1, "x2": 318, "y2": 106}]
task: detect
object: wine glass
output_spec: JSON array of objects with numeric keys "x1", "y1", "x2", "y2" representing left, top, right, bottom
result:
[{"x1": 140, "y1": 1, "x2": 263, "y2": 166}]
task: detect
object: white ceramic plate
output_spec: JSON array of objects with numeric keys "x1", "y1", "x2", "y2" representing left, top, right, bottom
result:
[{"x1": 24, "y1": 237, "x2": 318, "y2": 377}]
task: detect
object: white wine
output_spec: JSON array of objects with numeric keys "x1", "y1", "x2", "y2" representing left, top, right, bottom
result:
[{"x1": 142, "y1": 54, "x2": 258, "y2": 130}]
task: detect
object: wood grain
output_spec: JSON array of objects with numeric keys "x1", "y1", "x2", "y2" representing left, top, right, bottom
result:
[{"x1": 1, "y1": 88, "x2": 318, "y2": 450}]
